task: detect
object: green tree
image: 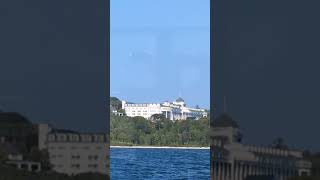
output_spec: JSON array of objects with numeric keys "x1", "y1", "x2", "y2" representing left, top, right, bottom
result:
[
  {"x1": 110, "y1": 97, "x2": 122, "y2": 111},
  {"x1": 110, "y1": 114, "x2": 210, "y2": 147}
]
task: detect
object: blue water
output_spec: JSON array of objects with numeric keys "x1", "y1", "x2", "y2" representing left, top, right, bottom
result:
[{"x1": 110, "y1": 148, "x2": 210, "y2": 180}]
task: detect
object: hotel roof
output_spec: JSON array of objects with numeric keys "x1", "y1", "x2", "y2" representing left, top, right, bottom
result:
[
  {"x1": 212, "y1": 113, "x2": 239, "y2": 128},
  {"x1": 176, "y1": 97, "x2": 184, "y2": 102}
]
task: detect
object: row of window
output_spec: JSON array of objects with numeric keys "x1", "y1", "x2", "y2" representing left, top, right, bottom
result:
[
  {"x1": 248, "y1": 146, "x2": 290, "y2": 156},
  {"x1": 51, "y1": 154, "x2": 64, "y2": 158},
  {"x1": 130, "y1": 110, "x2": 148, "y2": 113},
  {"x1": 126, "y1": 104, "x2": 161, "y2": 107},
  {"x1": 48, "y1": 134, "x2": 106, "y2": 142},
  {"x1": 49, "y1": 146, "x2": 104, "y2": 150},
  {"x1": 51, "y1": 154, "x2": 100, "y2": 160},
  {"x1": 257, "y1": 156, "x2": 295, "y2": 166},
  {"x1": 54, "y1": 164, "x2": 100, "y2": 169},
  {"x1": 129, "y1": 113, "x2": 148, "y2": 116},
  {"x1": 70, "y1": 164, "x2": 98, "y2": 169}
]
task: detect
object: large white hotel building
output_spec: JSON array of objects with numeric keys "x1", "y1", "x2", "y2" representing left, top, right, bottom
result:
[
  {"x1": 121, "y1": 97, "x2": 208, "y2": 121},
  {"x1": 38, "y1": 124, "x2": 108, "y2": 175},
  {"x1": 211, "y1": 113, "x2": 312, "y2": 180}
]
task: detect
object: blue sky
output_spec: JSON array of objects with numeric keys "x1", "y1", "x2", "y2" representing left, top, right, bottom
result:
[{"x1": 110, "y1": 0, "x2": 210, "y2": 109}]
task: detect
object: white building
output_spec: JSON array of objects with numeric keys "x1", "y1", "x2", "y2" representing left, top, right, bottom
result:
[
  {"x1": 38, "y1": 124, "x2": 108, "y2": 175},
  {"x1": 5, "y1": 154, "x2": 41, "y2": 173},
  {"x1": 210, "y1": 113, "x2": 312, "y2": 180},
  {"x1": 121, "y1": 97, "x2": 208, "y2": 121}
]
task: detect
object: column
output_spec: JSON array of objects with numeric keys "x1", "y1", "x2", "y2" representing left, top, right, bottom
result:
[
  {"x1": 215, "y1": 162, "x2": 219, "y2": 180},
  {"x1": 231, "y1": 163, "x2": 234, "y2": 180},
  {"x1": 248, "y1": 164, "x2": 252, "y2": 177},
  {"x1": 221, "y1": 162, "x2": 225, "y2": 180},
  {"x1": 228, "y1": 163, "x2": 232, "y2": 180},
  {"x1": 17, "y1": 163, "x2": 22, "y2": 169},
  {"x1": 215, "y1": 161, "x2": 219, "y2": 180},
  {"x1": 218, "y1": 162, "x2": 222, "y2": 180},
  {"x1": 243, "y1": 164, "x2": 247, "y2": 180},
  {"x1": 234, "y1": 162, "x2": 239, "y2": 180},
  {"x1": 239, "y1": 163, "x2": 243, "y2": 180},
  {"x1": 211, "y1": 160, "x2": 215, "y2": 180},
  {"x1": 283, "y1": 168, "x2": 288, "y2": 180},
  {"x1": 252, "y1": 165, "x2": 256, "y2": 176},
  {"x1": 288, "y1": 168, "x2": 292, "y2": 180},
  {"x1": 220, "y1": 163, "x2": 224, "y2": 180},
  {"x1": 225, "y1": 163, "x2": 228, "y2": 180},
  {"x1": 28, "y1": 163, "x2": 32, "y2": 171}
]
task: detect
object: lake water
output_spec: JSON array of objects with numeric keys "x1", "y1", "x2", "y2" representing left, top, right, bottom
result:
[{"x1": 110, "y1": 147, "x2": 210, "y2": 180}]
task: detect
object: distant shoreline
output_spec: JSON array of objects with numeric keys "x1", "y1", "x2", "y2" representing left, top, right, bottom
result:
[{"x1": 110, "y1": 146, "x2": 210, "y2": 149}]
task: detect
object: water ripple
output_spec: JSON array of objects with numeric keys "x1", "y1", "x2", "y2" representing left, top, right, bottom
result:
[{"x1": 110, "y1": 148, "x2": 210, "y2": 180}]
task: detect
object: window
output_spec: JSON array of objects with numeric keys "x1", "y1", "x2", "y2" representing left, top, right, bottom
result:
[
  {"x1": 88, "y1": 164, "x2": 98, "y2": 168},
  {"x1": 71, "y1": 164, "x2": 80, "y2": 169},
  {"x1": 71, "y1": 155, "x2": 80, "y2": 159},
  {"x1": 81, "y1": 135, "x2": 93, "y2": 142},
  {"x1": 48, "y1": 135, "x2": 56, "y2": 141},
  {"x1": 70, "y1": 135, "x2": 79, "y2": 142},
  {"x1": 57, "y1": 134, "x2": 67, "y2": 141},
  {"x1": 58, "y1": 146, "x2": 65, "y2": 150}
]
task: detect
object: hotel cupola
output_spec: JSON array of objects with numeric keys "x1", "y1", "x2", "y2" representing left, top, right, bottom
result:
[
  {"x1": 173, "y1": 97, "x2": 186, "y2": 107},
  {"x1": 211, "y1": 113, "x2": 243, "y2": 146}
]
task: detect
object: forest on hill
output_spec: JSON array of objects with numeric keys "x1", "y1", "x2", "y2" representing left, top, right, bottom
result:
[
  {"x1": 110, "y1": 114, "x2": 210, "y2": 147},
  {"x1": 110, "y1": 96, "x2": 210, "y2": 147}
]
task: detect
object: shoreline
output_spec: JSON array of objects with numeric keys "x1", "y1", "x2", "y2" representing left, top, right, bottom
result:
[{"x1": 110, "y1": 145, "x2": 210, "y2": 149}]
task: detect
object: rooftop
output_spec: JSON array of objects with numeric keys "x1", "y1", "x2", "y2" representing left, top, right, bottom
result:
[
  {"x1": 211, "y1": 113, "x2": 239, "y2": 128},
  {"x1": 175, "y1": 97, "x2": 184, "y2": 102}
]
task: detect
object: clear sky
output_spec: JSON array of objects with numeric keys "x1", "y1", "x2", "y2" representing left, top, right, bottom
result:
[
  {"x1": 110, "y1": 0, "x2": 210, "y2": 109},
  {"x1": 214, "y1": 0, "x2": 320, "y2": 151},
  {"x1": 0, "y1": 0, "x2": 108, "y2": 132}
]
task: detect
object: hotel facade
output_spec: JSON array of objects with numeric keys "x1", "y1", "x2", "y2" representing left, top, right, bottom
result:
[
  {"x1": 38, "y1": 124, "x2": 108, "y2": 175},
  {"x1": 121, "y1": 97, "x2": 208, "y2": 121},
  {"x1": 210, "y1": 114, "x2": 312, "y2": 180}
]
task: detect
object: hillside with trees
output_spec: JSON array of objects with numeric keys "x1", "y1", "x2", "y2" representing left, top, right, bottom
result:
[
  {"x1": 110, "y1": 113, "x2": 210, "y2": 147},
  {"x1": 110, "y1": 97, "x2": 122, "y2": 111}
]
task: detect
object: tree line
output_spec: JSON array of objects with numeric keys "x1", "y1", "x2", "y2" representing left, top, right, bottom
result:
[{"x1": 110, "y1": 113, "x2": 210, "y2": 147}]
